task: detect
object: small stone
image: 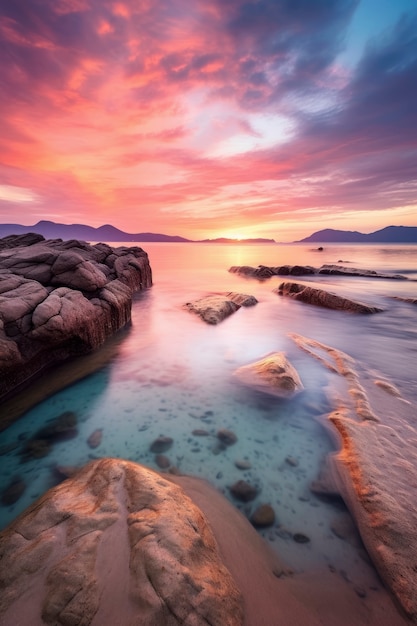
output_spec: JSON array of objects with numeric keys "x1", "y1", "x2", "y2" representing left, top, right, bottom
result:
[
  {"x1": 229, "y1": 480, "x2": 258, "y2": 502},
  {"x1": 36, "y1": 411, "x2": 78, "y2": 442},
  {"x1": 217, "y1": 429, "x2": 237, "y2": 446},
  {"x1": 87, "y1": 429, "x2": 103, "y2": 449},
  {"x1": 21, "y1": 439, "x2": 51, "y2": 461},
  {"x1": 285, "y1": 456, "x2": 299, "y2": 467},
  {"x1": 293, "y1": 532, "x2": 310, "y2": 544},
  {"x1": 250, "y1": 504, "x2": 275, "y2": 527},
  {"x1": 192, "y1": 429, "x2": 210, "y2": 436},
  {"x1": 1, "y1": 476, "x2": 26, "y2": 505},
  {"x1": 155, "y1": 454, "x2": 171, "y2": 469},
  {"x1": 235, "y1": 459, "x2": 252, "y2": 470},
  {"x1": 150, "y1": 436, "x2": 173, "y2": 453}
]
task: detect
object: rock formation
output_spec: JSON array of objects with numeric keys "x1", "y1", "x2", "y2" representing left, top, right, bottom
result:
[
  {"x1": 276, "y1": 282, "x2": 382, "y2": 314},
  {"x1": 290, "y1": 332, "x2": 417, "y2": 620},
  {"x1": 0, "y1": 458, "x2": 243, "y2": 626},
  {"x1": 233, "y1": 352, "x2": 304, "y2": 398},
  {"x1": 229, "y1": 263, "x2": 406, "y2": 280},
  {"x1": 184, "y1": 292, "x2": 257, "y2": 324},
  {"x1": 0, "y1": 234, "x2": 152, "y2": 404}
]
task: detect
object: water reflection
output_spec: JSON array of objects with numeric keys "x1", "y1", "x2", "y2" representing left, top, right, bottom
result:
[{"x1": 1, "y1": 242, "x2": 416, "y2": 587}]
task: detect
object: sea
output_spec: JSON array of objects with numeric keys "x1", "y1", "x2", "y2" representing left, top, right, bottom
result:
[{"x1": 1, "y1": 241, "x2": 416, "y2": 590}]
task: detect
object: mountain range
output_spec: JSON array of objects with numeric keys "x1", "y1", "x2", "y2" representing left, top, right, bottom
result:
[
  {"x1": 0, "y1": 221, "x2": 416, "y2": 244},
  {"x1": 297, "y1": 225, "x2": 417, "y2": 243}
]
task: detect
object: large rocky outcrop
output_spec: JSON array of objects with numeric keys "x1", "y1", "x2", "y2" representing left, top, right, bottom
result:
[
  {"x1": 233, "y1": 352, "x2": 304, "y2": 398},
  {"x1": 1, "y1": 459, "x2": 406, "y2": 626},
  {"x1": 0, "y1": 458, "x2": 243, "y2": 626},
  {"x1": 229, "y1": 264, "x2": 406, "y2": 280},
  {"x1": 276, "y1": 282, "x2": 382, "y2": 314},
  {"x1": 184, "y1": 292, "x2": 257, "y2": 324},
  {"x1": 0, "y1": 234, "x2": 152, "y2": 402}
]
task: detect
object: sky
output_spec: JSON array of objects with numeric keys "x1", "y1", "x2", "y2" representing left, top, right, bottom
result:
[{"x1": 0, "y1": 0, "x2": 416, "y2": 242}]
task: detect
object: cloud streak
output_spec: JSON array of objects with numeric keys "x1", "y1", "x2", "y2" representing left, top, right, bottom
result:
[{"x1": 0, "y1": 0, "x2": 416, "y2": 240}]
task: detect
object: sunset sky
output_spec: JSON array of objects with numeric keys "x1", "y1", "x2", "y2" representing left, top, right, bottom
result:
[{"x1": 0, "y1": 0, "x2": 416, "y2": 241}]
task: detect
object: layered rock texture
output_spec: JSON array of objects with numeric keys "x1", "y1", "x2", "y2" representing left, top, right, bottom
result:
[
  {"x1": 184, "y1": 292, "x2": 257, "y2": 324},
  {"x1": 229, "y1": 263, "x2": 406, "y2": 280},
  {"x1": 233, "y1": 352, "x2": 304, "y2": 398},
  {"x1": 0, "y1": 458, "x2": 243, "y2": 626},
  {"x1": 290, "y1": 333, "x2": 417, "y2": 621},
  {"x1": 0, "y1": 234, "x2": 152, "y2": 402},
  {"x1": 276, "y1": 282, "x2": 382, "y2": 314}
]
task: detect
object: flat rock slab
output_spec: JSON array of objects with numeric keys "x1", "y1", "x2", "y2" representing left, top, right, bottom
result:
[
  {"x1": 184, "y1": 292, "x2": 257, "y2": 324},
  {"x1": 233, "y1": 352, "x2": 304, "y2": 399},
  {"x1": 276, "y1": 282, "x2": 383, "y2": 314},
  {"x1": 0, "y1": 235, "x2": 152, "y2": 407},
  {"x1": 229, "y1": 264, "x2": 406, "y2": 280},
  {"x1": 0, "y1": 458, "x2": 243, "y2": 626}
]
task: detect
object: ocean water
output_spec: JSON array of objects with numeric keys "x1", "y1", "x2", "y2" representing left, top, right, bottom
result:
[{"x1": 1, "y1": 242, "x2": 416, "y2": 586}]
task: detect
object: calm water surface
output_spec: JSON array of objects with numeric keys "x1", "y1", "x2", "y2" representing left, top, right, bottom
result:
[{"x1": 1, "y1": 242, "x2": 416, "y2": 584}]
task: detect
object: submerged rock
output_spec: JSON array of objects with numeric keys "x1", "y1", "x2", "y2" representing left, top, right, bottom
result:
[
  {"x1": 276, "y1": 282, "x2": 382, "y2": 314},
  {"x1": 155, "y1": 454, "x2": 171, "y2": 469},
  {"x1": 233, "y1": 352, "x2": 304, "y2": 399},
  {"x1": 217, "y1": 429, "x2": 238, "y2": 446},
  {"x1": 0, "y1": 459, "x2": 243, "y2": 626},
  {"x1": 87, "y1": 428, "x2": 103, "y2": 449},
  {"x1": 230, "y1": 480, "x2": 259, "y2": 502},
  {"x1": 150, "y1": 436, "x2": 173, "y2": 453},
  {"x1": 36, "y1": 411, "x2": 78, "y2": 442},
  {"x1": 0, "y1": 235, "x2": 152, "y2": 408},
  {"x1": 1, "y1": 476, "x2": 26, "y2": 506},
  {"x1": 250, "y1": 504, "x2": 275, "y2": 527}
]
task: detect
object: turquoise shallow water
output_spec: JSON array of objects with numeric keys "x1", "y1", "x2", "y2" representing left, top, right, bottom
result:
[{"x1": 1, "y1": 242, "x2": 416, "y2": 584}]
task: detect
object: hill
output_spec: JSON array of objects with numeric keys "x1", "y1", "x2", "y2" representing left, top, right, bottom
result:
[
  {"x1": 297, "y1": 226, "x2": 417, "y2": 243},
  {"x1": 0, "y1": 221, "x2": 191, "y2": 243}
]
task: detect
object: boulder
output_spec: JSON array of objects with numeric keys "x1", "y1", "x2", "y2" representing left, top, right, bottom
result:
[
  {"x1": 276, "y1": 282, "x2": 382, "y2": 314},
  {"x1": 233, "y1": 352, "x2": 304, "y2": 399},
  {"x1": 184, "y1": 295, "x2": 240, "y2": 324},
  {"x1": 0, "y1": 235, "x2": 152, "y2": 408},
  {"x1": 0, "y1": 459, "x2": 243, "y2": 626}
]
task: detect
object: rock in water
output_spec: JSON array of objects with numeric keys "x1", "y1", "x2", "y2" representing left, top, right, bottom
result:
[
  {"x1": 184, "y1": 295, "x2": 240, "y2": 324},
  {"x1": 1, "y1": 476, "x2": 26, "y2": 506},
  {"x1": 0, "y1": 459, "x2": 243, "y2": 626},
  {"x1": 0, "y1": 235, "x2": 152, "y2": 407},
  {"x1": 275, "y1": 282, "x2": 382, "y2": 314},
  {"x1": 217, "y1": 429, "x2": 238, "y2": 446},
  {"x1": 233, "y1": 352, "x2": 304, "y2": 399},
  {"x1": 87, "y1": 429, "x2": 103, "y2": 449},
  {"x1": 230, "y1": 480, "x2": 258, "y2": 502},
  {"x1": 250, "y1": 504, "x2": 276, "y2": 528},
  {"x1": 150, "y1": 436, "x2": 173, "y2": 453}
]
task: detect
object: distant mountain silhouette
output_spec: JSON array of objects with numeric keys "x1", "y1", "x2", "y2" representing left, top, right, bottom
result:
[
  {"x1": 0, "y1": 221, "x2": 191, "y2": 242},
  {"x1": 199, "y1": 237, "x2": 276, "y2": 243},
  {"x1": 1, "y1": 221, "x2": 416, "y2": 245},
  {"x1": 297, "y1": 226, "x2": 417, "y2": 243}
]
